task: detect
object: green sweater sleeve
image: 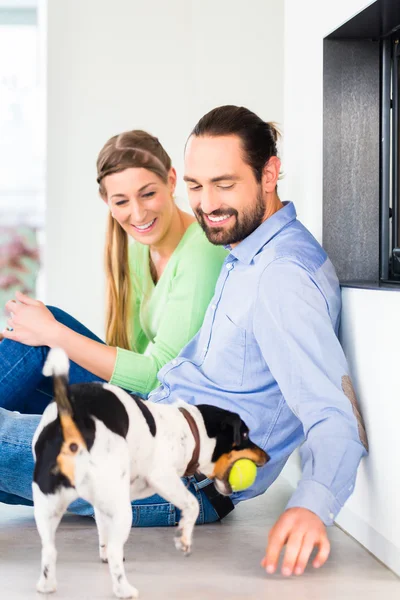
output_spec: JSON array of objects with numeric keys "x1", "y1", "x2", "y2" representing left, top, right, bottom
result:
[{"x1": 109, "y1": 236, "x2": 226, "y2": 394}]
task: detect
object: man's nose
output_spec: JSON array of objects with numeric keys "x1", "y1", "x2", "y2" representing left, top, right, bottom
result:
[{"x1": 199, "y1": 189, "x2": 221, "y2": 215}]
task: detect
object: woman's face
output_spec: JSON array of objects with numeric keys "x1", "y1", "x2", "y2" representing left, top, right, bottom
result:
[{"x1": 102, "y1": 167, "x2": 176, "y2": 245}]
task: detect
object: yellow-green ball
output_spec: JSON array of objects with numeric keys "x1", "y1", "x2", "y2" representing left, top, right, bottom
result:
[{"x1": 228, "y1": 458, "x2": 257, "y2": 492}]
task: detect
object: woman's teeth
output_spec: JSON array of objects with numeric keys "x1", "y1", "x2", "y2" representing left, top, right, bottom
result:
[
  {"x1": 134, "y1": 219, "x2": 156, "y2": 230},
  {"x1": 208, "y1": 214, "x2": 231, "y2": 223}
]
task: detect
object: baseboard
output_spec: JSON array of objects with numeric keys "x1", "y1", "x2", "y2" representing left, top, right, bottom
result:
[{"x1": 281, "y1": 462, "x2": 400, "y2": 577}]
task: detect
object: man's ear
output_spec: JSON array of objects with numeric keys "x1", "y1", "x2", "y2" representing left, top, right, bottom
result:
[
  {"x1": 221, "y1": 413, "x2": 242, "y2": 447},
  {"x1": 262, "y1": 156, "x2": 281, "y2": 193}
]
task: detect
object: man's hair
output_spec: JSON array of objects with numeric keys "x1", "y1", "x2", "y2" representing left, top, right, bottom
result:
[{"x1": 190, "y1": 105, "x2": 280, "y2": 182}]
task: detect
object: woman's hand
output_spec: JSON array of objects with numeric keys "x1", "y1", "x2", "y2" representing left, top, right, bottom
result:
[{"x1": 2, "y1": 291, "x2": 59, "y2": 347}]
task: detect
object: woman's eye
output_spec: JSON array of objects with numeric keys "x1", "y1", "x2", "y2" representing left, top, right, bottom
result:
[
  {"x1": 142, "y1": 191, "x2": 156, "y2": 199},
  {"x1": 115, "y1": 200, "x2": 128, "y2": 206}
]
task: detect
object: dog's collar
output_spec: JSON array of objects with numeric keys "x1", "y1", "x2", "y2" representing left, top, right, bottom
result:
[{"x1": 179, "y1": 407, "x2": 200, "y2": 477}]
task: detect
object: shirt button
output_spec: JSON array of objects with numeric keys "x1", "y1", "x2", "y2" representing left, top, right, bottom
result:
[
  {"x1": 329, "y1": 512, "x2": 334, "y2": 520},
  {"x1": 211, "y1": 304, "x2": 216, "y2": 310},
  {"x1": 171, "y1": 359, "x2": 177, "y2": 365},
  {"x1": 226, "y1": 263, "x2": 233, "y2": 270}
]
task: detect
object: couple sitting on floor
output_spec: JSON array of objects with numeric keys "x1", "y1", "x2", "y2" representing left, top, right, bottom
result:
[{"x1": 0, "y1": 104, "x2": 367, "y2": 577}]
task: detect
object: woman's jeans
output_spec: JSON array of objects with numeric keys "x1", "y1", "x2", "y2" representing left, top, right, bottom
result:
[{"x1": 0, "y1": 307, "x2": 219, "y2": 526}]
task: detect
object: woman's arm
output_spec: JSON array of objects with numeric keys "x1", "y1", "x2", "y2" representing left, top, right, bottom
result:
[
  {"x1": 49, "y1": 322, "x2": 117, "y2": 380},
  {"x1": 3, "y1": 291, "x2": 117, "y2": 380},
  {"x1": 4, "y1": 240, "x2": 225, "y2": 394}
]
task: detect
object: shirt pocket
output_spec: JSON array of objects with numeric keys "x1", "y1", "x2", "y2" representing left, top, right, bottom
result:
[{"x1": 203, "y1": 313, "x2": 246, "y2": 388}]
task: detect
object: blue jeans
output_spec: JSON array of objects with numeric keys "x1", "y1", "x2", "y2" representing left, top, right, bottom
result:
[{"x1": 0, "y1": 307, "x2": 219, "y2": 526}]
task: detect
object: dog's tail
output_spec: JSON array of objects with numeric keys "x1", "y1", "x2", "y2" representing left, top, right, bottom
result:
[
  {"x1": 42, "y1": 348, "x2": 73, "y2": 417},
  {"x1": 42, "y1": 348, "x2": 87, "y2": 485}
]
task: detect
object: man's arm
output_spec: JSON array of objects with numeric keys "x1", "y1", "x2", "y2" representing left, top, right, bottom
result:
[{"x1": 253, "y1": 258, "x2": 368, "y2": 574}]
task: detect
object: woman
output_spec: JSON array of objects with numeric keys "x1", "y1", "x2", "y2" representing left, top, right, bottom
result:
[{"x1": 0, "y1": 130, "x2": 227, "y2": 414}]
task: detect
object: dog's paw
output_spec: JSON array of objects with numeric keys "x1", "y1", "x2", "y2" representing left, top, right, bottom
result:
[
  {"x1": 113, "y1": 581, "x2": 139, "y2": 599},
  {"x1": 174, "y1": 533, "x2": 192, "y2": 556},
  {"x1": 36, "y1": 576, "x2": 57, "y2": 594}
]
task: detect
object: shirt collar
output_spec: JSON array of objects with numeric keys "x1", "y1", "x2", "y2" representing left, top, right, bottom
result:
[{"x1": 227, "y1": 201, "x2": 297, "y2": 265}]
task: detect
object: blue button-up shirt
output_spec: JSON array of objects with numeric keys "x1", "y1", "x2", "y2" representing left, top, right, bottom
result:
[{"x1": 149, "y1": 202, "x2": 367, "y2": 526}]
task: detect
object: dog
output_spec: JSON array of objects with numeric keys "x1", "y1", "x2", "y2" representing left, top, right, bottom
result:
[{"x1": 32, "y1": 348, "x2": 268, "y2": 599}]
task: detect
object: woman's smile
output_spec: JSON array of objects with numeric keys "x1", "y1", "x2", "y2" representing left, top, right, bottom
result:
[{"x1": 131, "y1": 218, "x2": 158, "y2": 233}]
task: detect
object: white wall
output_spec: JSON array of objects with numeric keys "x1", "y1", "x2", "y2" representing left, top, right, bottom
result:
[
  {"x1": 43, "y1": 0, "x2": 284, "y2": 337},
  {"x1": 282, "y1": 0, "x2": 400, "y2": 576},
  {"x1": 339, "y1": 288, "x2": 400, "y2": 574}
]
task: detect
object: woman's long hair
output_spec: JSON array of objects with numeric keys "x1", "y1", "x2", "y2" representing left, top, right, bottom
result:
[{"x1": 97, "y1": 130, "x2": 172, "y2": 350}]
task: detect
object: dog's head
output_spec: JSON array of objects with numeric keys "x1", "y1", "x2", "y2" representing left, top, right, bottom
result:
[{"x1": 196, "y1": 404, "x2": 269, "y2": 495}]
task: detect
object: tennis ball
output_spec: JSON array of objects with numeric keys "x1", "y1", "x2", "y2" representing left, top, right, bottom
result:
[{"x1": 228, "y1": 458, "x2": 257, "y2": 492}]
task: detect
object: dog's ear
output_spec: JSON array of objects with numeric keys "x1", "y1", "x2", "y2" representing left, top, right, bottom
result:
[{"x1": 221, "y1": 413, "x2": 242, "y2": 447}]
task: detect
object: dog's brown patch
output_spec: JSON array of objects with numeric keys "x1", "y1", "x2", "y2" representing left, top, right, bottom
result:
[
  {"x1": 56, "y1": 414, "x2": 87, "y2": 486},
  {"x1": 212, "y1": 447, "x2": 268, "y2": 481},
  {"x1": 342, "y1": 375, "x2": 368, "y2": 451}
]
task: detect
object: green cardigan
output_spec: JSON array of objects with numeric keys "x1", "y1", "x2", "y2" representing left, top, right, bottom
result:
[{"x1": 109, "y1": 222, "x2": 226, "y2": 394}]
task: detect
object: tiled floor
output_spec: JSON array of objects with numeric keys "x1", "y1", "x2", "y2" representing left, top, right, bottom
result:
[{"x1": 0, "y1": 478, "x2": 398, "y2": 599}]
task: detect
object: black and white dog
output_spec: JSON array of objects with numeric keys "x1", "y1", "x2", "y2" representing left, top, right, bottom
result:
[{"x1": 32, "y1": 348, "x2": 268, "y2": 599}]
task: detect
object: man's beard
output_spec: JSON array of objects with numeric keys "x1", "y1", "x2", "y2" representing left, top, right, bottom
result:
[{"x1": 194, "y1": 189, "x2": 266, "y2": 246}]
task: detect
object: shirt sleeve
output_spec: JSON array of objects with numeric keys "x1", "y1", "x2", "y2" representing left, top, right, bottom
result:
[
  {"x1": 253, "y1": 258, "x2": 368, "y2": 526},
  {"x1": 109, "y1": 243, "x2": 225, "y2": 395}
]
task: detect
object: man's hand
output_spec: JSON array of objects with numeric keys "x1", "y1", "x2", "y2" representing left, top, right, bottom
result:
[{"x1": 261, "y1": 507, "x2": 330, "y2": 576}]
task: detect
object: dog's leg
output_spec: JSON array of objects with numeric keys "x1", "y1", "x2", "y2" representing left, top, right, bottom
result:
[
  {"x1": 91, "y1": 441, "x2": 137, "y2": 599},
  {"x1": 94, "y1": 506, "x2": 109, "y2": 563},
  {"x1": 95, "y1": 508, "x2": 127, "y2": 564},
  {"x1": 32, "y1": 482, "x2": 77, "y2": 594},
  {"x1": 94, "y1": 500, "x2": 137, "y2": 599},
  {"x1": 148, "y1": 471, "x2": 200, "y2": 556}
]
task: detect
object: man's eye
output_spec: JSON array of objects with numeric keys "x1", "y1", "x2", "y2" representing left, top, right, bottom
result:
[
  {"x1": 218, "y1": 184, "x2": 234, "y2": 190},
  {"x1": 142, "y1": 191, "x2": 156, "y2": 198},
  {"x1": 189, "y1": 185, "x2": 201, "y2": 191}
]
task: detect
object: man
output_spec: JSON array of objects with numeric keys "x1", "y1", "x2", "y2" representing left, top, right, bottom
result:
[
  {"x1": 0, "y1": 106, "x2": 367, "y2": 577},
  {"x1": 168, "y1": 105, "x2": 367, "y2": 575}
]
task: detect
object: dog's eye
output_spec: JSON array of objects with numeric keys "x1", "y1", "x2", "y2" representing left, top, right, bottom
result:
[
  {"x1": 243, "y1": 432, "x2": 248, "y2": 439},
  {"x1": 69, "y1": 443, "x2": 78, "y2": 453}
]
